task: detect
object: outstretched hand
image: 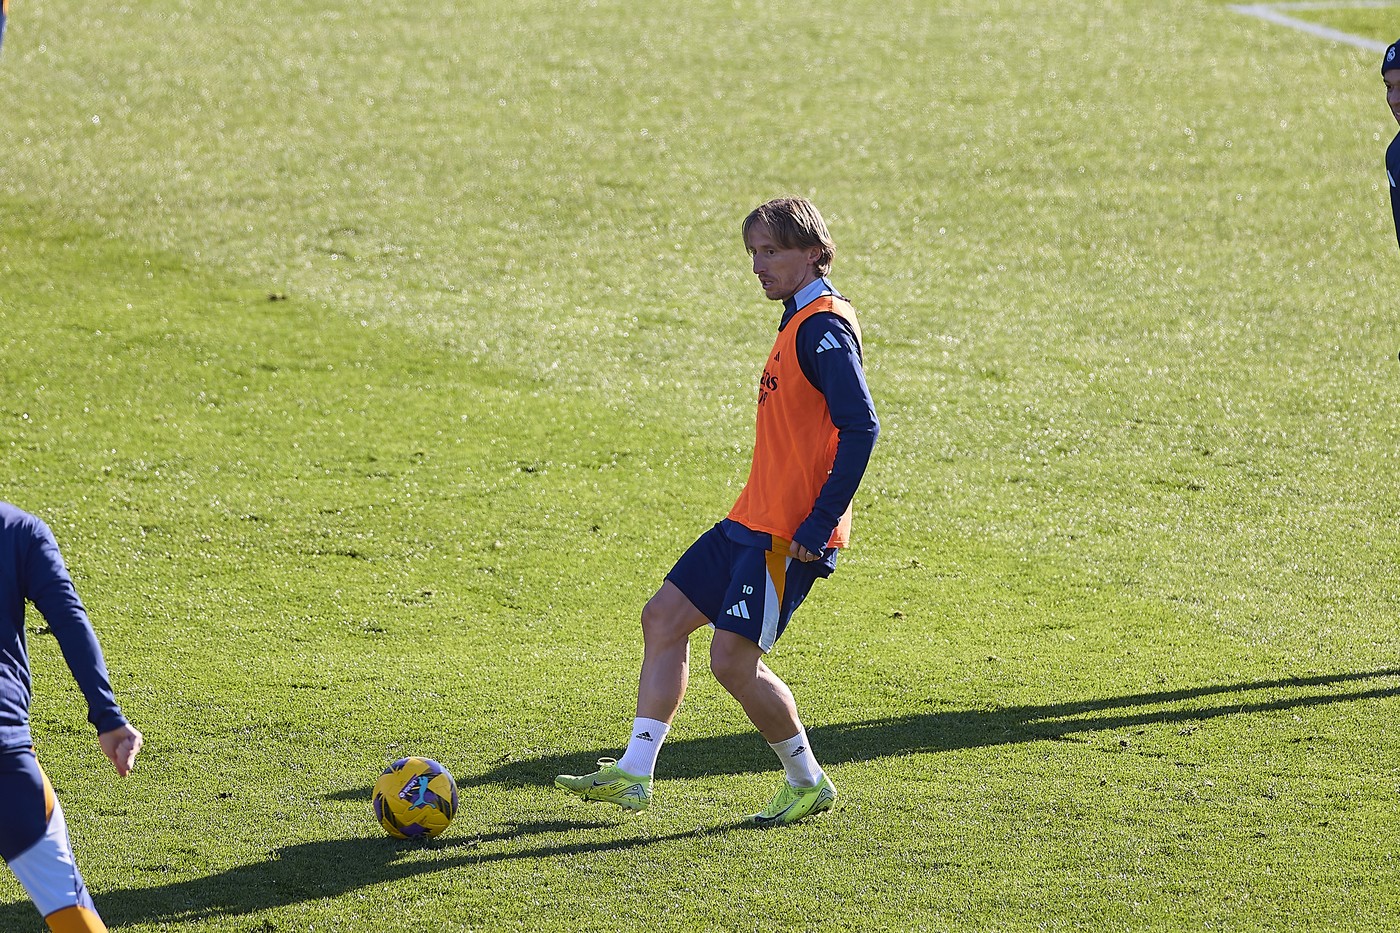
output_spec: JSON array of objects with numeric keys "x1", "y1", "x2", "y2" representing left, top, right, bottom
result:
[{"x1": 99, "y1": 724, "x2": 143, "y2": 777}]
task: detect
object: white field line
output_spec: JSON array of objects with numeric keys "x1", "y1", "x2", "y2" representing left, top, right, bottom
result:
[{"x1": 1229, "y1": 1, "x2": 1393, "y2": 51}]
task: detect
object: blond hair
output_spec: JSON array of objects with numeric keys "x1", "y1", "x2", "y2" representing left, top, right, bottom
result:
[{"x1": 742, "y1": 198, "x2": 835, "y2": 276}]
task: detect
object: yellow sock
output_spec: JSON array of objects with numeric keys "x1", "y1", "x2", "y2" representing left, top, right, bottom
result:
[{"x1": 45, "y1": 904, "x2": 107, "y2": 933}]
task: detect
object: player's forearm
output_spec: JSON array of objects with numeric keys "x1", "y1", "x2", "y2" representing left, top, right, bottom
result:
[
  {"x1": 793, "y1": 423, "x2": 880, "y2": 552},
  {"x1": 32, "y1": 587, "x2": 127, "y2": 733}
]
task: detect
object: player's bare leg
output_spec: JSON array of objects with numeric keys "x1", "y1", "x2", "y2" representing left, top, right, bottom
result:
[
  {"x1": 710, "y1": 629, "x2": 837, "y2": 826},
  {"x1": 555, "y1": 581, "x2": 709, "y2": 810},
  {"x1": 636, "y1": 581, "x2": 710, "y2": 724},
  {"x1": 707, "y1": 629, "x2": 800, "y2": 742}
]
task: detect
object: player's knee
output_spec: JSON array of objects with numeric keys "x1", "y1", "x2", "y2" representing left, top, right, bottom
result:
[
  {"x1": 708, "y1": 638, "x2": 754, "y2": 690},
  {"x1": 640, "y1": 593, "x2": 683, "y2": 646},
  {"x1": 708, "y1": 650, "x2": 736, "y2": 689}
]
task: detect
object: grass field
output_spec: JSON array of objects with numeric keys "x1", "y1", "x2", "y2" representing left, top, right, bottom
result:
[{"x1": 2, "y1": 0, "x2": 1399, "y2": 930}]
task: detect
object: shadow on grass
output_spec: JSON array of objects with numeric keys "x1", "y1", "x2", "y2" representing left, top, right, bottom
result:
[
  {"x1": 3, "y1": 668, "x2": 1393, "y2": 929},
  {"x1": 472, "y1": 666, "x2": 1400, "y2": 786},
  {"x1": 0, "y1": 818, "x2": 748, "y2": 930}
]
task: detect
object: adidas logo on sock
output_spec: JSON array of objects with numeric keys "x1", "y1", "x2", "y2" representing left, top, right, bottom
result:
[
  {"x1": 635, "y1": 731, "x2": 653, "y2": 742},
  {"x1": 790, "y1": 745, "x2": 806, "y2": 757},
  {"x1": 815, "y1": 331, "x2": 841, "y2": 354},
  {"x1": 725, "y1": 600, "x2": 752, "y2": 620}
]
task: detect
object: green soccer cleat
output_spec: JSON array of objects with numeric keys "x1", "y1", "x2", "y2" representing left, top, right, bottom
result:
[
  {"x1": 749, "y1": 773, "x2": 837, "y2": 827},
  {"x1": 555, "y1": 758, "x2": 652, "y2": 811}
]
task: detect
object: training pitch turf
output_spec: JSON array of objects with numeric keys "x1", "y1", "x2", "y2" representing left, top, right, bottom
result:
[{"x1": 2, "y1": 1, "x2": 1398, "y2": 930}]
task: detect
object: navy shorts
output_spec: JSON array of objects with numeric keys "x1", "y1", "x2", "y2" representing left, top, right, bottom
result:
[
  {"x1": 0, "y1": 746, "x2": 47, "y2": 862},
  {"x1": 666, "y1": 522, "x2": 830, "y2": 652},
  {"x1": 0, "y1": 746, "x2": 100, "y2": 919}
]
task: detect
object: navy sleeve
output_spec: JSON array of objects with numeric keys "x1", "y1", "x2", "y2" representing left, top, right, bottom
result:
[
  {"x1": 791, "y1": 312, "x2": 880, "y2": 554},
  {"x1": 25, "y1": 518, "x2": 127, "y2": 735},
  {"x1": 0, "y1": 507, "x2": 34, "y2": 747},
  {"x1": 1388, "y1": 133, "x2": 1400, "y2": 250}
]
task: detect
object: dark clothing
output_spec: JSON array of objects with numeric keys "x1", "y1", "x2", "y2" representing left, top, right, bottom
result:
[
  {"x1": 1388, "y1": 131, "x2": 1400, "y2": 249},
  {"x1": 0, "y1": 747, "x2": 48, "y2": 861},
  {"x1": 0, "y1": 503, "x2": 126, "y2": 750},
  {"x1": 667, "y1": 521, "x2": 829, "y2": 652}
]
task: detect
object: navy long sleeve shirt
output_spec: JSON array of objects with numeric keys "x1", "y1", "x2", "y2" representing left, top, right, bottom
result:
[
  {"x1": 1388, "y1": 131, "x2": 1400, "y2": 249},
  {"x1": 0, "y1": 502, "x2": 127, "y2": 750}
]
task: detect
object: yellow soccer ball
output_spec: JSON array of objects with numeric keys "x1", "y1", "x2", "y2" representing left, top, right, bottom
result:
[{"x1": 371, "y1": 757, "x2": 458, "y2": 839}]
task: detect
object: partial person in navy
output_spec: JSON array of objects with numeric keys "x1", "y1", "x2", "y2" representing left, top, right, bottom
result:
[
  {"x1": 0, "y1": 0, "x2": 8, "y2": 55},
  {"x1": 1383, "y1": 39, "x2": 1400, "y2": 249},
  {"x1": 1, "y1": 502, "x2": 142, "y2": 933}
]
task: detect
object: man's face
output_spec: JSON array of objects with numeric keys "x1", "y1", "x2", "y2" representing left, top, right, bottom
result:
[
  {"x1": 746, "y1": 221, "x2": 821, "y2": 302},
  {"x1": 1386, "y1": 69, "x2": 1400, "y2": 125}
]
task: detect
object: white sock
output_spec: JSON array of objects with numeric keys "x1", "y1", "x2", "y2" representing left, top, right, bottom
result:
[
  {"x1": 617, "y1": 717, "x2": 670, "y2": 777},
  {"x1": 769, "y1": 727, "x2": 823, "y2": 788}
]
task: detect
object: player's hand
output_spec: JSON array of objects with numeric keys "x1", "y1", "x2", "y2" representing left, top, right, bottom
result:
[
  {"x1": 788, "y1": 540, "x2": 821, "y2": 563},
  {"x1": 99, "y1": 724, "x2": 143, "y2": 777}
]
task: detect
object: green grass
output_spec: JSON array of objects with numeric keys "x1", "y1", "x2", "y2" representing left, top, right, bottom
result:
[
  {"x1": 1284, "y1": 3, "x2": 1400, "y2": 44},
  {"x1": 2, "y1": 0, "x2": 1399, "y2": 930}
]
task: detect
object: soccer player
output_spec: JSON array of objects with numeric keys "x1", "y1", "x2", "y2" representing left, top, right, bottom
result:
[
  {"x1": 557, "y1": 198, "x2": 879, "y2": 826},
  {"x1": 1, "y1": 0, "x2": 8, "y2": 55},
  {"x1": 1, "y1": 502, "x2": 143, "y2": 932},
  {"x1": 1385, "y1": 39, "x2": 1400, "y2": 249}
]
